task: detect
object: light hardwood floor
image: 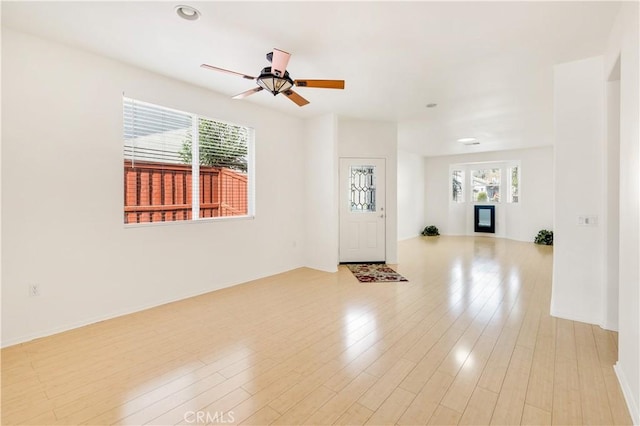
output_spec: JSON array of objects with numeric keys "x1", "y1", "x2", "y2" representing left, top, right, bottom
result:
[{"x1": 1, "y1": 236, "x2": 632, "y2": 425}]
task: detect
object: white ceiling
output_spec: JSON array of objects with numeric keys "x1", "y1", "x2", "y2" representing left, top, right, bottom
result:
[{"x1": 1, "y1": 1, "x2": 621, "y2": 156}]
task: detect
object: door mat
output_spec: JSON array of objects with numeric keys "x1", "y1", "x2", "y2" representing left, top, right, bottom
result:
[{"x1": 345, "y1": 263, "x2": 408, "y2": 283}]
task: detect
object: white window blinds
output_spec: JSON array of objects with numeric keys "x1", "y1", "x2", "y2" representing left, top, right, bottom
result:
[{"x1": 123, "y1": 98, "x2": 191, "y2": 165}]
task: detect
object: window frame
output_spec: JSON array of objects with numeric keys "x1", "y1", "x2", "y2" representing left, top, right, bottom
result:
[
  {"x1": 471, "y1": 167, "x2": 502, "y2": 203},
  {"x1": 451, "y1": 169, "x2": 465, "y2": 203},
  {"x1": 123, "y1": 97, "x2": 255, "y2": 227},
  {"x1": 507, "y1": 164, "x2": 520, "y2": 203},
  {"x1": 449, "y1": 161, "x2": 521, "y2": 204}
]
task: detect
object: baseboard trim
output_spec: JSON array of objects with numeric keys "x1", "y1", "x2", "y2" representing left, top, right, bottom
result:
[
  {"x1": 398, "y1": 233, "x2": 421, "y2": 241},
  {"x1": 614, "y1": 362, "x2": 639, "y2": 425},
  {"x1": 1, "y1": 284, "x2": 236, "y2": 348},
  {"x1": 1, "y1": 265, "x2": 304, "y2": 348},
  {"x1": 549, "y1": 307, "x2": 601, "y2": 326}
]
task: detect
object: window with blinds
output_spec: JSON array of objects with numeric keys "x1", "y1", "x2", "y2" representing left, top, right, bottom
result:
[{"x1": 123, "y1": 97, "x2": 253, "y2": 224}]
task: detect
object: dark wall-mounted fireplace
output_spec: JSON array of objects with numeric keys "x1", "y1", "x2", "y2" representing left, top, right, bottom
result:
[{"x1": 474, "y1": 205, "x2": 495, "y2": 233}]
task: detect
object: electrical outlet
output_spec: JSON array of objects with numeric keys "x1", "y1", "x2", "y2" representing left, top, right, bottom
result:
[
  {"x1": 28, "y1": 284, "x2": 40, "y2": 297},
  {"x1": 578, "y1": 215, "x2": 599, "y2": 226}
]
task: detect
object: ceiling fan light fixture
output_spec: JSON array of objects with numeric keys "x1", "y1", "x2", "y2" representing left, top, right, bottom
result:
[
  {"x1": 201, "y1": 49, "x2": 344, "y2": 106},
  {"x1": 175, "y1": 5, "x2": 201, "y2": 21},
  {"x1": 256, "y1": 67, "x2": 294, "y2": 96}
]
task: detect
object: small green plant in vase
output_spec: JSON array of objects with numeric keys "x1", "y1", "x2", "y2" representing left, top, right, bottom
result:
[
  {"x1": 534, "y1": 229, "x2": 553, "y2": 245},
  {"x1": 422, "y1": 225, "x2": 440, "y2": 236}
]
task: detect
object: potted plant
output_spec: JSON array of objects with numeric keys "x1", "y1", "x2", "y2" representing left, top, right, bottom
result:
[
  {"x1": 422, "y1": 225, "x2": 440, "y2": 236},
  {"x1": 534, "y1": 229, "x2": 553, "y2": 245}
]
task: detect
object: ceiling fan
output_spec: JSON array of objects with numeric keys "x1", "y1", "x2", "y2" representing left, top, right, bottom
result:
[{"x1": 201, "y1": 49, "x2": 345, "y2": 107}]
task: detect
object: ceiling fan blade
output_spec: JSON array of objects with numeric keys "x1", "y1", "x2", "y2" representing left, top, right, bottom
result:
[
  {"x1": 232, "y1": 87, "x2": 263, "y2": 99},
  {"x1": 200, "y1": 64, "x2": 256, "y2": 80},
  {"x1": 283, "y1": 90, "x2": 310, "y2": 107},
  {"x1": 294, "y1": 79, "x2": 345, "y2": 89},
  {"x1": 271, "y1": 48, "x2": 291, "y2": 77}
]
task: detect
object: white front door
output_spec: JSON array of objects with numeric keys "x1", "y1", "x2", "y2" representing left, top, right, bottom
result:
[{"x1": 339, "y1": 158, "x2": 386, "y2": 263}]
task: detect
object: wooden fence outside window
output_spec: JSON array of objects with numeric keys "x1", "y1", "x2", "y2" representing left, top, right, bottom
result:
[{"x1": 124, "y1": 160, "x2": 248, "y2": 223}]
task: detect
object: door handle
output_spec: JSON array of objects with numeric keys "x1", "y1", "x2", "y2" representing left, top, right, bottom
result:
[{"x1": 379, "y1": 214, "x2": 385, "y2": 218}]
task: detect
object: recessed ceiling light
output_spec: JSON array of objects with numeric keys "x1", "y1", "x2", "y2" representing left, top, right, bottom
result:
[
  {"x1": 457, "y1": 137, "x2": 477, "y2": 143},
  {"x1": 175, "y1": 5, "x2": 201, "y2": 21},
  {"x1": 426, "y1": 103, "x2": 438, "y2": 108}
]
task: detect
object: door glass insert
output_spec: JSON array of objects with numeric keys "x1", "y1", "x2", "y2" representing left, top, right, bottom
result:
[{"x1": 349, "y1": 165, "x2": 376, "y2": 212}]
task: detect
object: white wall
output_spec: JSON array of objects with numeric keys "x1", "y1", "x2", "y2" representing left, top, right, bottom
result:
[
  {"x1": 551, "y1": 56, "x2": 606, "y2": 326},
  {"x1": 604, "y1": 2, "x2": 640, "y2": 422},
  {"x1": 423, "y1": 147, "x2": 553, "y2": 242},
  {"x1": 338, "y1": 118, "x2": 398, "y2": 263},
  {"x1": 605, "y1": 78, "x2": 620, "y2": 331},
  {"x1": 304, "y1": 114, "x2": 339, "y2": 272},
  {"x1": 397, "y1": 149, "x2": 425, "y2": 240},
  {"x1": 1, "y1": 29, "x2": 307, "y2": 346}
]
